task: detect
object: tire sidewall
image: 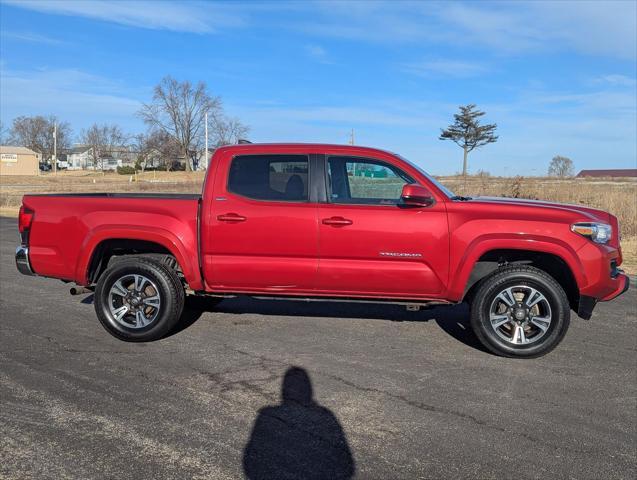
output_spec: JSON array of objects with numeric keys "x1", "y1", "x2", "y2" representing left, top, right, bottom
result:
[
  {"x1": 471, "y1": 270, "x2": 570, "y2": 358},
  {"x1": 95, "y1": 259, "x2": 182, "y2": 341}
]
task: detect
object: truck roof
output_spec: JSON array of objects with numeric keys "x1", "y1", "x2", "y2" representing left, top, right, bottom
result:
[{"x1": 215, "y1": 142, "x2": 398, "y2": 157}]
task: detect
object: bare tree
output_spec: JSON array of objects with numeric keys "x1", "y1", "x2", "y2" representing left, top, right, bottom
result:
[
  {"x1": 439, "y1": 104, "x2": 498, "y2": 178},
  {"x1": 80, "y1": 123, "x2": 126, "y2": 171},
  {"x1": 548, "y1": 155, "x2": 574, "y2": 178},
  {"x1": 139, "y1": 76, "x2": 221, "y2": 171},
  {"x1": 8, "y1": 115, "x2": 72, "y2": 164},
  {"x1": 132, "y1": 133, "x2": 152, "y2": 172},
  {"x1": 0, "y1": 121, "x2": 8, "y2": 144},
  {"x1": 133, "y1": 130, "x2": 180, "y2": 172},
  {"x1": 210, "y1": 115, "x2": 250, "y2": 147}
]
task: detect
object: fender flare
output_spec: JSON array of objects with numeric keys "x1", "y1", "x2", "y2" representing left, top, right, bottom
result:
[
  {"x1": 74, "y1": 225, "x2": 203, "y2": 290},
  {"x1": 447, "y1": 233, "x2": 585, "y2": 301}
]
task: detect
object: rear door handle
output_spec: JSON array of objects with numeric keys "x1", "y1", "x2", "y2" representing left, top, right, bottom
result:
[
  {"x1": 217, "y1": 213, "x2": 246, "y2": 222},
  {"x1": 322, "y1": 216, "x2": 353, "y2": 226}
]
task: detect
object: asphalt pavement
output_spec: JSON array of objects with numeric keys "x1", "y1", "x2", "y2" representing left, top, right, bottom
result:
[{"x1": 1, "y1": 216, "x2": 635, "y2": 479}]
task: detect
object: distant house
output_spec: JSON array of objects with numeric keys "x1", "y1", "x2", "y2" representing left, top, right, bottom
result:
[
  {"x1": 0, "y1": 146, "x2": 40, "y2": 176},
  {"x1": 67, "y1": 145, "x2": 93, "y2": 170},
  {"x1": 67, "y1": 144, "x2": 138, "y2": 170},
  {"x1": 577, "y1": 169, "x2": 637, "y2": 178},
  {"x1": 110, "y1": 146, "x2": 138, "y2": 168}
]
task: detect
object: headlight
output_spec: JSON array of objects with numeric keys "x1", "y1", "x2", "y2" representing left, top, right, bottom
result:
[{"x1": 571, "y1": 222, "x2": 612, "y2": 244}]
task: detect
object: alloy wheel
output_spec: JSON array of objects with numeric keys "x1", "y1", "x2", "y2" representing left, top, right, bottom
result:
[
  {"x1": 488, "y1": 285, "x2": 552, "y2": 345},
  {"x1": 108, "y1": 274, "x2": 161, "y2": 329}
]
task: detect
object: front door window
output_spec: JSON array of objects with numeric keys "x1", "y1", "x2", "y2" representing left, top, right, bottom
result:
[{"x1": 327, "y1": 157, "x2": 414, "y2": 205}]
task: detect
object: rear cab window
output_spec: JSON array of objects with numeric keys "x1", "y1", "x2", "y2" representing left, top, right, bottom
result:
[{"x1": 228, "y1": 154, "x2": 309, "y2": 202}]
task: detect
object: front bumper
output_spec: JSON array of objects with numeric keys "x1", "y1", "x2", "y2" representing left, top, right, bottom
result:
[
  {"x1": 600, "y1": 272, "x2": 630, "y2": 301},
  {"x1": 16, "y1": 246, "x2": 35, "y2": 276},
  {"x1": 577, "y1": 272, "x2": 629, "y2": 320}
]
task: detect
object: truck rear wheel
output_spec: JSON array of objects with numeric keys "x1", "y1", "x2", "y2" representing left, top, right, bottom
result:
[
  {"x1": 94, "y1": 257, "x2": 185, "y2": 342},
  {"x1": 470, "y1": 265, "x2": 570, "y2": 358}
]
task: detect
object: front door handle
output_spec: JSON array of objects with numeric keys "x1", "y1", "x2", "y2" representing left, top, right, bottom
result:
[
  {"x1": 217, "y1": 213, "x2": 246, "y2": 222},
  {"x1": 322, "y1": 216, "x2": 353, "y2": 227}
]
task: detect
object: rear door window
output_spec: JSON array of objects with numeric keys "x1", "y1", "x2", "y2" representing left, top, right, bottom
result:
[{"x1": 228, "y1": 155, "x2": 309, "y2": 201}]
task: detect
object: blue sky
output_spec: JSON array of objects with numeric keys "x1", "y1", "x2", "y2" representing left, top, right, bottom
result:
[{"x1": 0, "y1": 0, "x2": 635, "y2": 175}]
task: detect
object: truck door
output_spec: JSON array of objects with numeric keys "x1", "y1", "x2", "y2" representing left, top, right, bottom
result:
[
  {"x1": 202, "y1": 153, "x2": 319, "y2": 292},
  {"x1": 317, "y1": 155, "x2": 448, "y2": 297}
]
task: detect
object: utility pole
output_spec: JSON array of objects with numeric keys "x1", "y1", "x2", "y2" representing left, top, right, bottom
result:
[
  {"x1": 53, "y1": 122, "x2": 57, "y2": 175},
  {"x1": 349, "y1": 128, "x2": 354, "y2": 145},
  {"x1": 204, "y1": 112, "x2": 209, "y2": 171}
]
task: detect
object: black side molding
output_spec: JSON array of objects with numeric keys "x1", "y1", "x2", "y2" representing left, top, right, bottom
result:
[{"x1": 23, "y1": 193, "x2": 201, "y2": 200}]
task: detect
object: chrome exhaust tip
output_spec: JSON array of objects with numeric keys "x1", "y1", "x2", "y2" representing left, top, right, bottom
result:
[{"x1": 70, "y1": 286, "x2": 92, "y2": 295}]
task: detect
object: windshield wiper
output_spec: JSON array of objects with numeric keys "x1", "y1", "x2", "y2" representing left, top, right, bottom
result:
[{"x1": 451, "y1": 195, "x2": 473, "y2": 201}]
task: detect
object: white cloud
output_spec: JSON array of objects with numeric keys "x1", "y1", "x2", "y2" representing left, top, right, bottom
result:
[
  {"x1": 527, "y1": 1, "x2": 637, "y2": 60},
  {"x1": 517, "y1": 90, "x2": 637, "y2": 117},
  {"x1": 402, "y1": 59, "x2": 488, "y2": 78},
  {"x1": 0, "y1": 67, "x2": 143, "y2": 133},
  {"x1": 297, "y1": 0, "x2": 636, "y2": 59},
  {"x1": 431, "y1": 2, "x2": 545, "y2": 52},
  {"x1": 304, "y1": 44, "x2": 332, "y2": 64},
  {"x1": 5, "y1": 1, "x2": 635, "y2": 58},
  {"x1": 0, "y1": 31, "x2": 65, "y2": 45},
  {"x1": 593, "y1": 75, "x2": 637, "y2": 88},
  {"x1": 3, "y1": 0, "x2": 246, "y2": 33}
]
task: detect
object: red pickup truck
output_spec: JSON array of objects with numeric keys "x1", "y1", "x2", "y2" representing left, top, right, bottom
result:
[{"x1": 16, "y1": 143, "x2": 629, "y2": 357}]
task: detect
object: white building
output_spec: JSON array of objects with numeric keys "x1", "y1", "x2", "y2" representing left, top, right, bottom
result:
[
  {"x1": 66, "y1": 145, "x2": 138, "y2": 170},
  {"x1": 66, "y1": 145, "x2": 93, "y2": 170}
]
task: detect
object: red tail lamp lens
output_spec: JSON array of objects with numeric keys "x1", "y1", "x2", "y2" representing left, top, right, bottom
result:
[{"x1": 18, "y1": 206, "x2": 34, "y2": 234}]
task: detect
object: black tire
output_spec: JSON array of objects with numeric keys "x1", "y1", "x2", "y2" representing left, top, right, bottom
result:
[
  {"x1": 470, "y1": 265, "x2": 570, "y2": 358},
  {"x1": 94, "y1": 256, "x2": 185, "y2": 342}
]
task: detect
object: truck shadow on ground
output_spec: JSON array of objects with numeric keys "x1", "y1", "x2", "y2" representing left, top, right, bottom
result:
[
  {"x1": 177, "y1": 296, "x2": 489, "y2": 354},
  {"x1": 79, "y1": 294, "x2": 487, "y2": 353}
]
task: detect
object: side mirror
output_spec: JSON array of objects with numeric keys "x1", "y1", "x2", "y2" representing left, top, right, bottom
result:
[{"x1": 401, "y1": 184, "x2": 435, "y2": 207}]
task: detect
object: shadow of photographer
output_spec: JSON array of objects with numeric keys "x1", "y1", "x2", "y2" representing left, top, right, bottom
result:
[{"x1": 243, "y1": 367, "x2": 355, "y2": 480}]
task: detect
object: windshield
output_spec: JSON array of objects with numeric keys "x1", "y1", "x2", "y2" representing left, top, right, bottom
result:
[{"x1": 397, "y1": 155, "x2": 456, "y2": 198}]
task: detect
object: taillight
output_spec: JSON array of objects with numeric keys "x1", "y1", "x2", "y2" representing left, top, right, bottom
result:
[{"x1": 18, "y1": 205, "x2": 34, "y2": 235}]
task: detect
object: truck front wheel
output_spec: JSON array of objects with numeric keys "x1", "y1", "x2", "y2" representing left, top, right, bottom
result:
[
  {"x1": 470, "y1": 266, "x2": 570, "y2": 358},
  {"x1": 94, "y1": 257, "x2": 185, "y2": 342}
]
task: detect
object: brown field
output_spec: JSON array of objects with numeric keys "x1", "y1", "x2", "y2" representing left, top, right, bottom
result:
[
  {"x1": 442, "y1": 175, "x2": 637, "y2": 237},
  {"x1": 1, "y1": 170, "x2": 635, "y2": 272},
  {"x1": 442, "y1": 175, "x2": 637, "y2": 273}
]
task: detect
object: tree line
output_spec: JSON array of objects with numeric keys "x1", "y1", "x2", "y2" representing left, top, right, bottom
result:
[{"x1": 0, "y1": 76, "x2": 249, "y2": 172}]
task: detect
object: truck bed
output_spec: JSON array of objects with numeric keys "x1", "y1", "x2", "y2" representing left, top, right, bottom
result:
[{"x1": 22, "y1": 193, "x2": 201, "y2": 286}]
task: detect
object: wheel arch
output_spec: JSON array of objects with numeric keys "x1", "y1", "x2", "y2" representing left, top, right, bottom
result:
[
  {"x1": 86, "y1": 239, "x2": 177, "y2": 283},
  {"x1": 75, "y1": 226, "x2": 203, "y2": 290},
  {"x1": 448, "y1": 234, "x2": 584, "y2": 305},
  {"x1": 461, "y1": 248, "x2": 580, "y2": 311}
]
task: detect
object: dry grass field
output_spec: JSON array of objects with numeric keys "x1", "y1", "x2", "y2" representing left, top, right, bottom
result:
[
  {"x1": 443, "y1": 175, "x2": 637, "y2": 237},
  {"x1": 442, "y1": 175, "x2": 637, "y2": 273},
  {"x1": 1, "y1": 170, "x2": 635, "y2": 272}
]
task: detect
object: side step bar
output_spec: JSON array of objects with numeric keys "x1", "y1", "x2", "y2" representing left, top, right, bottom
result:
[{"x1": 197, "y1": 292, "x2": 452, "y2": 310}]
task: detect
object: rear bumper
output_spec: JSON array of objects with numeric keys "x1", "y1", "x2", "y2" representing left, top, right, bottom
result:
[{"x1": 15, "y1": 246, "x2": 35, "y2": 276}]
